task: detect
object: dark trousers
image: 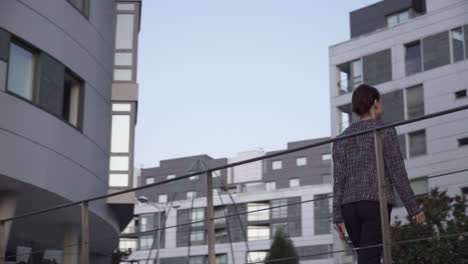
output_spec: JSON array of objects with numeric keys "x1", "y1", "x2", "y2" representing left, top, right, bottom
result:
[{"x1": 342, "y1": 201, "x2": 392, "y2": 264}]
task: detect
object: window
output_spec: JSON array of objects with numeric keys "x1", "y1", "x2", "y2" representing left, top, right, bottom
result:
[
  {"x1": 272, "y1": 223, "x2": 288, "y2": 236},
  {"x1": 289, "y1": 178, "x2": 300, "y2": 188},
  {"x1": 7, "y1": 42, "x2": 36, "y2": 100},
  {"x1": 115, "y1": 14, "x2": 135, "y2": 49},
  {"x1": 386, "y1": 9, "x2": 411, "y2": 27},
  {"x1": 67, "y1": 0, "x2": 88, "y2": 15},
  {"x1": 214, "y1": 207, "x2": 226, "y2": 225},
  {"x1": 110, "y1": 156, "x2": 129, "y2": 171},
  {"x1": 382, "y1": 90, "x2": 404, "y2": 124},
  {"x1": 117, "y1": 3, "x2": 136, "y2": 11},
  {"x1": 138, "y1": 235, "x2": 153, "y2": 250},
  {"x1": 166, "y1": 174, "x2": 176, "y2": 180},
  {"x1": 62, "y1": 71, "x2": 83, "y2": 128},
  {"x1": 406, "y1": 85, "x2": 425, "y2": 119},
  {"x1": 455, "y1": 90, "x2": 467, "y2": 99},
  {"x1": 216, "y1": 254, "x2": 228, "y2": 264},
  {"x1": 213, "y1": 170, "x2": 221, "y2": 177},
  {"x1": 115, "y1": 52, "x2": 133, "y2": 66},
  {"x1": 191, "y1": 208, "x2": 205, "y2": 226},
  {"x1": 405, "y1": 41, "x2": 422, "y2": 75},
  {"x1": 139, "y1": 214, "x2": 154, "y2": 232},
  {"x1": 265, "y1": 181, "x2": 276, "y2": 191},
  {"x1": 187, "y1": 191, "x2": 197, "y2": 200},
  {"x1": 190, "y1": 231, "x2": 205, "y2": 243},
  {"x1": 119, "y1": 239, "x2": 137, "y2": 251},
  {"x1": 114, "y1": 69, "x2": 132, "y2": 81},
  {"x1": 247, "y1": 226, "x2": 270, "y2": 241},
  {"x1": 145, "y1": 177, "x2": 155, "y2": 185},
  {"x1": 296, "y1": 157, "x2": 307, "y2": 166},
  {"x1": 350, "y1": 59, "x2": 363, "y2": 89},
  {"x1": 111, "y1": 115, "x2": 131, "y2": 153},
  {"x1": 458, "y1": 137, "x2": 468, "y2": 147},
  {"x1": 409, "y1": 130, "x2": 427, "y2": 157},
  {"x1": 112, "y1": 103, "x2": 132, "y2": 112},
  {"x1": 321, "y1": 153, "x2": 331, "y2": 161},
  {"x1": 247, "y1": 251, "x2": 268, "y2": 263},
  {"x1": 158, "y1": 194, "x2": 168, "y2": 203},
  {"x1": 109, "y1": 173, "x2": 128, "y2": 187},
  {"x1": 462, "y1": 188, "x2": 468, "y2": 215},
  {"x1": 337, "y1": 59, "x2": 362, "y2": 93},
  {"x1": 271, "y1": 199, "x2": 288, "y2": 219},
  {"x1": 247, "y1": 203, "x2": 270, "y2": 221},
  {"x1": 189, "y1": 256, "x2": 204, "y2": 264},
  {"x1": 314, "y1": 194, "x2": 331, "y2": 235},
  {"x1": 423, "y1": 31, "x2": 451, "y2": 71},
  {"x1": 272, "y1": 160, "x2": 283, "y2": 170},
  {"x1": 451, "y1": 27, "x2": 465, "y2": 63},
  {"x1": 189, "y1": 175, "x2": 199, "y2": 181}
]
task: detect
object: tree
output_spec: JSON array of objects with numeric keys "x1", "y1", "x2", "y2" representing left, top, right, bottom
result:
[
  {"x1": 391, "y1": 188, "x2": 468, "y2": 264},
  {"x1": 265, "y1": 228, "x2": 299, "y2": 264}
]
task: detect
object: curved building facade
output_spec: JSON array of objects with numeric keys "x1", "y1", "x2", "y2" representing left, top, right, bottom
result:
[{"x1": 0, "y1": 0, "x2": 141, "y2": 263}]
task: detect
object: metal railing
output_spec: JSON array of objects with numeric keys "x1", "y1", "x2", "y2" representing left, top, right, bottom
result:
[{"x1": 1, "y1": 104, "x2": 468, "y2": 263}]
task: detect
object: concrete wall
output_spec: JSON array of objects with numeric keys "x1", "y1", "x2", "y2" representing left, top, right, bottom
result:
[{"x1": 0, "y1": 0, "x2": 119, "y2": 254}]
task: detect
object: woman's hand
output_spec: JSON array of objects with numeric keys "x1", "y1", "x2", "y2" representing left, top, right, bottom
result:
[
  {"x1": 415, "y1": 210, "x2": 425, "y2": 224},
  {"x1": 334, "y1": 222, "x2": 346, "y2": 240}
]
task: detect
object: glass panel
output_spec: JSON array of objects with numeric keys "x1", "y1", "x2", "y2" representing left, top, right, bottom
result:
[
  {"x1": 409, "y1": 130, "x2": 427, "y2": 157},
  {"x1": 112, "y1": 103, "x2": 132, "y2": 112},
  {"x1": 272, "y1": 160, "x2": 282, "y2": 170},
  {"x1": 405, "y1": 42, "x2": 422, "y2": 75},
  {"x1": 111, "y1": 115, "x2": 131, "y2": 153},
  {"x1": 406, "y1": 85, "x2": 425, "y2": 119},
  {"x1": 114, "y1": 69, "x2": 133, "y2": 81},
  {"x1": 247, "y1": 226, "x2": 270, "y2": 241},
  {"x1": 115, "y1": 52, "x2": 133, "y2": 66},
  {"x1": 399, "y1": 10, "x2": 410, "y2": 23},
  {"x1": 216, "y1": 255, "x2": 228, "y2": 264},
  {"x1": 321, "y1": 154, "x2": 331, "y2": 161},
  {"x1": 214, "y1": 207, "x2": 226, "y2": 225},
  {"x1": 314, "y1": 194, "x2": 331, "y2": 235},
  {"x1": 248, "y1": 251, "x2": 268, "y2": 263},
  {"x1": 350, "y1": 59, "x2": 362, "y2": 88},
  {"x1": 68, "y1": 0, "x2": 84, "y2": 12},
  {"x1": 109, "y1": 173, "x2": 129, "y2": 187},
  {"x1": 271, "y1": 199, "x2": 288, "y2": 219},
  {"x1": 110, "y1": 156, "x2": 129, "y2": 171},
  {"x1": 387, "y1": 14, "x2": 398, "y2": 27},
  {"x1": 115, "y1": 14, "x2": 135, "y2": 49},
  {"x1": 451, "y1": 27, "x2": 465, "y2": 62},
  {"x1": 189, "y1": 256, "x2": 204, "y2": 264},
  {"x1": 117, "y1": 3, "x2": 136, "y2": 11},
  {"x1": 7, "y1": 43, "x2": 35, "y2": 100},
  {"x1": 138, "y1": 235, "x2": 153, "y2": 249},
  {"x1": 289, "y1": 178, "x2": 300, "y2": 187},
  {"x1": 187, "y1": 191, "x2": 196, "y2": 199},
  {"x1": 145, "y1": 177, "x2": 155, "y2": 185},
  {"x1": 296, "y1": 157, "x2": 307, "y2": 166},
  {"x1": 158, "y1": 194, "x2": 168, "y2": 203},
  {"x1": 166, "y1": 174, "x2": 176, "y2": 179},
  {"x1": 266, "y1": 182, "x2": 276, "y2": 191},
  {"x1": 247, "y1": 203, "x2": 270, "y2": 221},
  {"x1": 190, "y1": 231, "x2": 204, "y2": 242},
  {"x1": 272, "y1": 223, "x2": 288, "y2": 236},
  {"x1": 382, "y1": 90, "x2": 404, "y2": 124},
  {"x1": 191, "y1": 208, "x2": 204, "y2": 226}
]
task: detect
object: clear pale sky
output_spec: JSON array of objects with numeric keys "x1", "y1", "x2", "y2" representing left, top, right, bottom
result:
[{"x1": 135, "y1": 0, "x2": 378, "y2": 167}]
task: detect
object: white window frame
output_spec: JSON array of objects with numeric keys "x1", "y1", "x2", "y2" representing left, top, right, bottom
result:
[
  {"x1": 449, "y1": 27, "x2": 466, "y2": 63},
  {"x1": 296, "y1": 157, "x2": 307, "y2": 167},
  {"x1": 247, "y1": 226, "x2": 270, "y2": 241},
  {"x1": 247, "y1": 203, "x2": 270, "y2": 221},
  {"x1": 289, "y1": 178, "x2": 300, "y2": 188},
  {"x1": 272, "y1": 160, "x2": 283, "y2": 170}
]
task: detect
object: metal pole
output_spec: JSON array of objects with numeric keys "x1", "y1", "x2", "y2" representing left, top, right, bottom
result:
[
  {"x1": 206, "y1": 171, "x2": 216, "y2": 264},
  {"x1": 155, "y1": 212, "x2": 162, "y2": 264},
  {"x1": 0, "y1": 221, "x2": 5, "y2": 263},
  {"x1": 81, "y1": 201, "x2": 90, "y2": 264},
  {"x1": 373, "y1": 130, "x2": 392, "y2": 264}
]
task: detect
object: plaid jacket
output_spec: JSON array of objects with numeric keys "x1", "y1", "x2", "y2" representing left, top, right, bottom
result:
[{"x1": 332, "y1": 119, "x2": 420, "y2": 224}]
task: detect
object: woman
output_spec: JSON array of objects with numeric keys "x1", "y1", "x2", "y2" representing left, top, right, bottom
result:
[{"x1": 332, "y1": 84, "x2": 425, "y2": 264}]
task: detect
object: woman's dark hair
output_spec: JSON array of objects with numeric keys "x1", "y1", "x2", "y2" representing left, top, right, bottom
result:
[{"x1": 352, "y1": 84, "x2": 380, "y2": 116}]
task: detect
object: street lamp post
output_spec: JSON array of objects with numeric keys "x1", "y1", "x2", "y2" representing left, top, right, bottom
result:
[{"x1": 137, "y1": 196, "x2": 180, "y2": 264}]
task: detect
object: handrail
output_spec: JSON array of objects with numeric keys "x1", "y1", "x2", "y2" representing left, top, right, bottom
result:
[{"x1": 1, "y1": 104, "x2": 468, "y2": 223}]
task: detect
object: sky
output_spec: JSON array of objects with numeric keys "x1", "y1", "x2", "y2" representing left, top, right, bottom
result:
[{"x1": 134, "y1": 0, "x2": 378, "y2": 167}]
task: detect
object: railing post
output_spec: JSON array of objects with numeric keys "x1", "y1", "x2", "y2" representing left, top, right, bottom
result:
[
  {"x1": 81, "y1": 201, "x2": 90, "y2": 264},
  {"x1": 206, "y1": 171, "x2": 216, "y2": 264},
  {"x1": 373, "y1": 130, "x2": 392, "y2": 263},
  {"x1": 0, "y1": 221, "x2": 5, "y2": 262}
]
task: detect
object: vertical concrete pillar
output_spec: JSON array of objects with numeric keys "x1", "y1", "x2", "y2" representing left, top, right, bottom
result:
[
  {"x1": 62, "y1": 229, "x2": 80, "y2": 264},
  {"x1": 0, "y1": 191, "x2": 17, "y2": 261}
]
